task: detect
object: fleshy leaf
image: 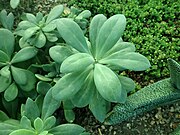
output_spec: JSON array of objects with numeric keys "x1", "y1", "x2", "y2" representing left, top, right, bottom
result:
[
  {"x1": 23, "y1": 26, "x2": 39, "y2": 41},
  {"x1": 37, "y1": 81, "x2": 51, "y2": 95},
  {"x1": 11, "y1": 47, "x2": 38, "y2": 63},
  {"x1": 94, "y1": 63, "x2": 126, "y2": 103},
  {"x1": 49, "y1": 124, "x2": 85, "y2": 135},
  {"x1": 0, "y1": 122, "x2": 20, "y2": 135},
  {"x1": 99, "y1": 52, "x2": 151, "y2": 71},
  {"x1": 32, "y1": 31, "x2": 46, "y2": 48},
  {"x1": 0, "y1": 28, "x2": 15, "y2": 57},
  {"x1": 10, "y1": 0, "x2": 20, "y2": 9},
  {"x1": 46, "y1": 5, "x2": 64, "y2": 24},
  {"x1": 34, "y1": 118, "x2": 43, "y2": 132},
  {"x1": 118, "y1": 76, "x2": 135, "y2": 93},
  {"x1": 4, "y1": 82, "x2": 18, "y2": 102},
  {"x1": 17, "y1": 21, "x2": 37, "y2": 30},
  {"x1": 61, "y1": 53, "x2": 94, "y2": 73},
  {"x1": 95, "y1": 14, "x2": 126, "y2": 59},
  {"x1": 89, "y1": 91, "x2": 110, "y2": 122},
  {"x1": 56, "y1": 18, "x2": 89, "y2": 53},
  {"x1": 9, "y1": 129, "x2": 36, "y2": 135},
  {"x1": 0, "y1": 111, "x2": 9, "y2": 122},
  {"x1": 63, "y1": 100, "x2": 75, "y2": 123},
  {"x1": 0, "y1": 75, "x2": 11, "y2": 92},
  {"x1": 89, "y1": 14, "x2": 107, "y2": 56},
  {"x1": 0, "y1": 50, "x2": 10, "y2": 63},
  {"x1": 52, "y1": 71, "x2": 87, "y2": 101},
  {"x1": 49, "y1": 45, "x2": 73, "y2": 64},
  {"x1": 43, "y1": 116, "x2": 56, "y2": 130},
  {"x1": 26, "y1": 13, "x2": 37, "y2": 24}
]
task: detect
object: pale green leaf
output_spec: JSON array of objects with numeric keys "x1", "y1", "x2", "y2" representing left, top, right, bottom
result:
[
  {"x1": 56, "y1": 18, "x2": 89, "y2": 53},
  {"x1": 0, "y1": 76, "x2": 11, "y2": 92},
  {"x1": 94, "y1": 63, "x2": 126, "y2": 103},
  {"x1": 42, "y1": 20, "x2": 56, "y2": 32},
  {"x1": 119, "y1": 76, "x2": 135, "y2": 93},
  {"x1": 99, "y1": 52, "x2": 151, "y2": 71},
  {"x1": 4, "y1": 82, "x2": 18, "y2": 102},
  {"x1": 43, "y1": 116, "x2": 56, "y2": 130},
  {"x1": 32, "y1": 31, "x2": 46, "y2": 48},
  {"x1": 10, "y1": 129, "x2": 36, "y2": 135},
  {"x1": 0, "y1": 122, "x2": 20, "y2": 135},
  {"x1": 34, "y1": 117, "x2": 43, "y2": 132},
  {"x1": 20, "y1": 116, "x2": 32, "y2": 130},
  {"x1": 0, "y1": 111, "x2": 9, "y2": 122},
  {"x1": 10, "y1": 0, "x2": 20, "y2": 9},
  {"x1": 17, "y1": 21, "x2": 36, "y2": 30},
  {"x1": 0, "y1": 50, "x2": 10, "y2": 63},
  {"x1": 60, "y1": 53, "x2": 94, "y2": 73},
  {"x1": 26, "y1": 13, "x2": 37, "y2": 24},
  {"x1": 37, "y1": 81, "x2": 51, "y2": 95},
  {"x1": 95, "y1": 14, "x2": 126, "y2": 59},
  {"x1": 11, "y1": 46, "x2": 38, "y2": 63},
  {"x1": 89, "y1": 14, "x2": 107, "y2": 56},
  {"x1": 23, "y1": 26, "x2": 39, "y2": 41},
  {"x1": 46, "y1": 5, "x2": 64, "y2": 24}
]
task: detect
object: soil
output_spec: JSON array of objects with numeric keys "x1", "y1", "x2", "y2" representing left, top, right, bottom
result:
[{"x1": 1, "y1": 0, "x2": 180, "y2": 134}]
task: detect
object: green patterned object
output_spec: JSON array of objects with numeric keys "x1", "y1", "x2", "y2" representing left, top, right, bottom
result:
[{"x1": 105, "y1": 59, "x2": 180, "y2": 125}]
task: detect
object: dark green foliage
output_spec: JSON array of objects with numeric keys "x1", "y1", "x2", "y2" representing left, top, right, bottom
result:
[{"x1": 68, "y1": 0, "x2": 180, "y2": 80}]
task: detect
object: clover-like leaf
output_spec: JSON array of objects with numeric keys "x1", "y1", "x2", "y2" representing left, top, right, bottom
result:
[
  {"x1": 4, "y1": 82, "x2": 18, "y2": 102},
  {"x1": 61, "y1": 53, "x2": 94, "y2": 73},
  {"x1": 95, "y1": 14, "x2": 126, "y2": 59},
  {"x1": 57, "y1": 18, "x2": 90, "y2": 53}
]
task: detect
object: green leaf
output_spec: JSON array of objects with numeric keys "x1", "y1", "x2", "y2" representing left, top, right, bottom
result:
[
  {"x1": 95, "y1": 14, "x2": 126, "y2": 59},
  {"x1": 105, "y1": 42, "x2": 136, "y2": 56},
  {"x1": 0, "y1": 50, "x2": 10, "y2": 63},
  {"x1": 119, "y1": 76, "x2": 135, "y2": 93},
  {"x1": 49, "y1": 124, "x2": 85, "y2": 135},
  {"x1": 34, "y1": 117, "x2": 43, "y2": 133},
  {"x1": 20, "y1": 116, "x2": 32, "y2": 130},
  {"x1": 11, "y1": 47, "x2": 38, "y2": 63},
  {"x1": 94, "y1": 63, "x2": 126, "y2": 103},
  {"x1": 0, "y1": 65, "x2": 10, "y2": 78},
  {"x1": 37, "y1": 81, "x2": 51, "y2": 95},
  {"x1": 52, "y1": 71, "x2": 87, "y2": 101},
  {"x1": 35, "y1": 74, "x2": 52, "y2": 82},
  {"x1": 0, "y1": 28, "x2": 15, "y2": 57},
  {"x1": 0, "y1": 75, "x2": 11, "y2": 92},
  {"x1": 43, "y1": 116, "x2": 56, "y2": 130},
  {"x1": 89, "y1": 91, "x2": 110, "y2": 122},
  {"x1": 49, "y1": 45, "x2": 73, "y2": 64},
  {"x1": 26, "y1": 13, "x2": 37, "y2": 24},
  {"x1": 56, "y1": 18, "x2": 89, "y2": 53},
  {"x1": 11, "y1": 66, "x2": 27, "y2": 85},
  {"x1": 24, "y1": 98, "x2": 40, "y2": 121},
  {"x1": 10, "y1": 129, "x2": 36, "y2": 135},
  {"x1": 32, "y1": 31, "x2": 46, "y2": 48},
  {"x1": 99, "y1": 52, "x2": 151, "y2": 71},
  {"x1": 89, "y1": 14, "x2": 107, "y2": 56},
  {"x1": 46, "y1": 5, "x2": 64, "y2": 24},
  {"x1": 77, "y1": 10, "x2": 91, "y2": 19},
  {"x1": 4, "y1": 82, "x2": 18, "y2": 102},
  {"x1": 41, "y1": 89, "x2": 61, "y2": 120},
  {"x1": 36, "y1": 12, "x2": 43, "y2": 23},
  {"x1": 23, "y1": 26, "x2": 39, "y2": 41},
  {"x1": 42, "y1": 20, "x2": 56, "y2": 32},
  {"x1": 10, "y1": 0, "x2": 20, "y2": 9},
  {"x1": 6, "y1": 12, "x2": 14, "y2": 30},
  {"x1": 63, "y1": 100, "x2": 75, "y2": 123},
  {"x1": 17, "y1": 21, "x2": 37, "y2": 30},
  {"x1": 0, "y1": 111, "x2": 9, "y2": 122},
  {"x1": 45, "y1": 33, "x2": 58, "y2": 42},
  {"x1": 61, "y1": 53, "x2": 94, "y2": 73},
  {"x1": 71, "y1": 71, "x2": 95, "y2": 107},
  {"x1": 0, "y1": 122, "x2": 20, "y2": 135}
]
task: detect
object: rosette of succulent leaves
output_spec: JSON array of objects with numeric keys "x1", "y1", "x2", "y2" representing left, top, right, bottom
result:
[{"x1": 49, "y1": 14, "x2": 151, "y2": 122}]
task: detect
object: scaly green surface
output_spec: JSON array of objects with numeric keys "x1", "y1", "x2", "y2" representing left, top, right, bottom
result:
[{"x1": 105, "y1": 78, "x2": 180, "y2": 125}]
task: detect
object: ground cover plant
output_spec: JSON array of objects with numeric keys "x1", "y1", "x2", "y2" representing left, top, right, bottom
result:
[{"x1": 0, "y1": 1, "x2": 179, "y2": 134}]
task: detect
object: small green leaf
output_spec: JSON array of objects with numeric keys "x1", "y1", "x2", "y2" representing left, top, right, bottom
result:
[
  {"x1": 41, "y1": 89, "x2": 61, "y2": 120},
  {"x1": 32, "y1": 31, "x2": 46, "y2": 48},
  {"x1": 11, "y1": 47, "x2": 38, "y2": 63},
  {"x1": 42, "y1": 20, "x2": 56, "y2": 32},
  {"x1": 36, "y1": 12, "x2": 43, "y2": 23},
  {"x1": 23, "y1": 26, "x2": 39, "y2": 41},
  {"x1": 56, "y1": 18, "x2": 89, "y2": 53},
  {"x1": 95, "y1": 14, "x2": 126, "y2": 59},
  {"x1": 4, "y1": 82, "x2": 18, "y2": 102},
  {"x1": 0, "y1": 65, "x2": 10, "y2": 78},
  {"x1": 0, "y1": 75, "x2": 11, "y2": 92},
  {"x1": 63, "y1": 100, "x2": 75, "y2": 123},
  {"x1": 11, "y1": 66, "x2": 27, "y2": 85},
  {"x1": 37, "y1": 81, "x2": 51, "y2": 95},
  {"x1": 10, "y1": 0, "x2": 20, "y2": 9},
  {"x1": 6, "y1": 12, "x2": 14, "y2": 30},
  {"x1": 0, "y1": 28, "x2": 15, "y2": 57},
  {"x1": 52, "y1": 71, "x2": 87, "y2": 101},
  {"x1": 34, "y1": 117, "x2": 43, "y2": 132},
  {"x1": 61, "y1": 53, "x2": 94, "y2": 73},
  {"x1": 89, "y1": 14, "x2": 107, "y2": 56},
  {"x1": 77, "y1": 10, "x2": 91, "y2": 19},
  {"x1": 0, "y1": 111, "x2": 9, "y2": 122},
  {"x1": 49, "y1": 45, "x2": 73, "y2": 64},
  {"x1": 17, "y1": 21, "x2": 37, "y2": 30},
  {"x1": 99, "y1": 52, "x2": 151, "y2": 71},
  {"x1": 49, "y1": 124, "x2": 85, "y2": 135},
  {"x1": 10, "y1": 129, "x2": 36, "y2": 135},
  {"x1": 119, "y1": 76, "x2": 135, "y2": 93},
  {"x1": 0, "y1": 50, "x2": 10, "y2": 63},
  {"x1": 35, "y1": 74, "x2": 52, "y2": 82},
  {"x1": 20, "y1": 116, "x2": 32, "y2": 130},
  {"x1": 94, "y1": 64, "x2": 126, "y2": 103},
  {"x1": 46, "y1": 5, "x2": 64, "y2": 24},
  {"x1": 89, "y1": 91, "x2": 110, "y2": 122},
  {"x1": 26, "y1": 13, "x2": 37, "y2": 24},
  {"x1": 43, "y1": 116, "x2": 56, "y2": 130},
  {"x1": 24, "y1": 98, "x2": 40, "y2": 122},
  {"x1": 45, "y1": 33, "x2": 58, "y2": 42},
  {"x1": 0, "y1": 122, "x2": 20, "y2": 135}
]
